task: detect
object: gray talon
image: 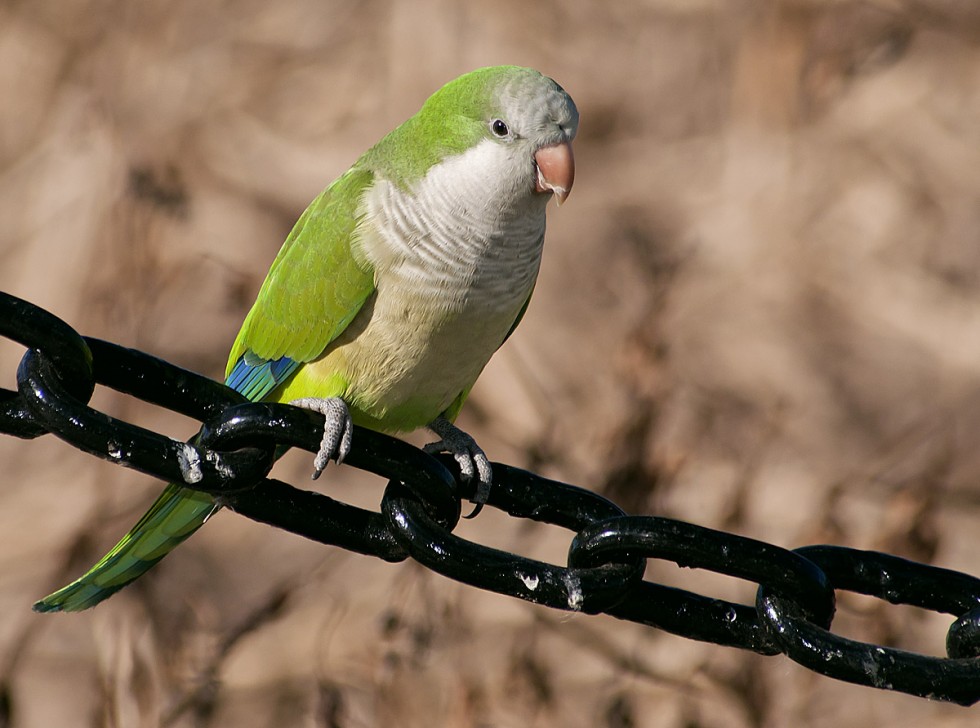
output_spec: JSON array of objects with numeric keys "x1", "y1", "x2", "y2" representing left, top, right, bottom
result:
[
  {"x1": 289, "y1": 397, "x2": 353, "y2": 479},
  {"x1": 426, "y1": 416, "x2": 493, "y2": 506}
]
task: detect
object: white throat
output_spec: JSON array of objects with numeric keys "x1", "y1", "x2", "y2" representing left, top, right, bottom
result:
[{"x1": 357, "y1": 139, "x2": 548, "y2": 311}]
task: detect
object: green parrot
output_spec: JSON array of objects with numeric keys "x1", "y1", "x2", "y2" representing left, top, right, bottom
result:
[{"x1": 34, "y1": 65, "x2": 577, "y2": 612}]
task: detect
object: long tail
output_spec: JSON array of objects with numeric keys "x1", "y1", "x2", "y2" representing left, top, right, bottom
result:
[{"x1": 33, "y1": 484, "x2": 217, "y2": 612}]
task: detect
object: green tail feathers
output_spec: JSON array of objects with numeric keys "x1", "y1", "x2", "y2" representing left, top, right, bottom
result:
[{"x1": 33, "y1": 484, "x2": 218, "y2": 613}]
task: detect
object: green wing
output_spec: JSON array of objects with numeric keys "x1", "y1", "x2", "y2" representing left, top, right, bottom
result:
[{"x1": 226, "y1": 167, "x2": 377, "y2": 374}]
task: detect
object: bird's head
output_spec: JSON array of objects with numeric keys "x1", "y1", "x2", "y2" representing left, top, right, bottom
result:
[
  {"x1": 472, "y1": 66, "x2": 578, "y2": 206},
  {"x1": 374, "y1": 66, "x2": 578, "y2": 209}
]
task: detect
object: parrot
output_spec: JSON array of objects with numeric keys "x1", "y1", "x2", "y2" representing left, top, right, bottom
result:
[{"x1": 33, "y1": 65, "x2": 577, "y2": 612}]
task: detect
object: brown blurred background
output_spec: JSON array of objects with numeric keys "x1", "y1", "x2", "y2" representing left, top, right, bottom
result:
[{"x1": 2, "y1": 0, "x2": 980, "y2": 726}]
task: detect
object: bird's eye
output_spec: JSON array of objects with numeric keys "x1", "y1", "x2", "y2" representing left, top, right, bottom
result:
[{"x1": 490, "y1": 119, "x2": 510, "y2": 138}]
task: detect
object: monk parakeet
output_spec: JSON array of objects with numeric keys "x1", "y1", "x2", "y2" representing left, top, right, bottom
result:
[{"x1": 34, "y1": 65, "x2": 577, "y2": 612}]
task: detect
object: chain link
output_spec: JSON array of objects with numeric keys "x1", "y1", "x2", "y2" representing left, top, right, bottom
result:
[{"x1": 2, "y1": 290, "x2": 980, "y2": 705}]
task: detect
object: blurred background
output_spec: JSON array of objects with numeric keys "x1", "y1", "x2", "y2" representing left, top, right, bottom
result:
[{"x1": 2, "y1": 0, "x2": 980, "y2": 726}]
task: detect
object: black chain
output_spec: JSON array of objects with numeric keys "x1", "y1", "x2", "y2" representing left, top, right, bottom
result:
[{"x1": 2, "y1": 290, "x2": 980, "y2": 706}]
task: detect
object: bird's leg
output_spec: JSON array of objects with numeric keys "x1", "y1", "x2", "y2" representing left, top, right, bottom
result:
[
  {"x1": 288, "y1": 397, "x2": 354, "y2": 479},
  {"x1": 424, "y1": 417, "x2": 493, "y2": 507}
]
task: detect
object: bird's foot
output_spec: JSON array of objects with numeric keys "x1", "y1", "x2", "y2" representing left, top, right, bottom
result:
[
  {"x1": 288, "y1": 397, "x2": 354, "y2": 479},
  {"x1": 424, "y1": 417, "x2": 492, "y2": 515}
]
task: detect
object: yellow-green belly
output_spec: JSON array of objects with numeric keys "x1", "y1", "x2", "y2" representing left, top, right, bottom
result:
[{"x1": 272, "y1": 281, "x2": 525, "y2": 433}]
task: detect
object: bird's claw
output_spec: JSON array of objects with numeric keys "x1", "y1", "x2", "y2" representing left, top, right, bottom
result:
[
  {"x1": 289, "y1": 397, "x2": 353, "y2": 479},
  {"x1": 425, "y1": 417, "x2": 493, "y2": 515}
]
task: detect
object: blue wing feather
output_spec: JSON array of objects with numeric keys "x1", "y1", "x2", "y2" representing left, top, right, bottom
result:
[{"x1": 225, "y1": 353, "x2": 301, "y2": 402}]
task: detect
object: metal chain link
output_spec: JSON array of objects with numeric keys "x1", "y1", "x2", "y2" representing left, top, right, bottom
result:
[{"x1": 2, "y1": 290, "x2": 980, "y2": 705}]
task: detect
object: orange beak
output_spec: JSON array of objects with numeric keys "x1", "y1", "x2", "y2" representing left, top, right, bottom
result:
[{"x1": 534, "y1": 140, "x2": 575, "y2": 206}]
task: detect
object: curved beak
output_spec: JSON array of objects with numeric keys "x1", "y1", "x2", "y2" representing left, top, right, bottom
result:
[{"x1": 534, "y1": 140, "x2": 575, "y2": 206}]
